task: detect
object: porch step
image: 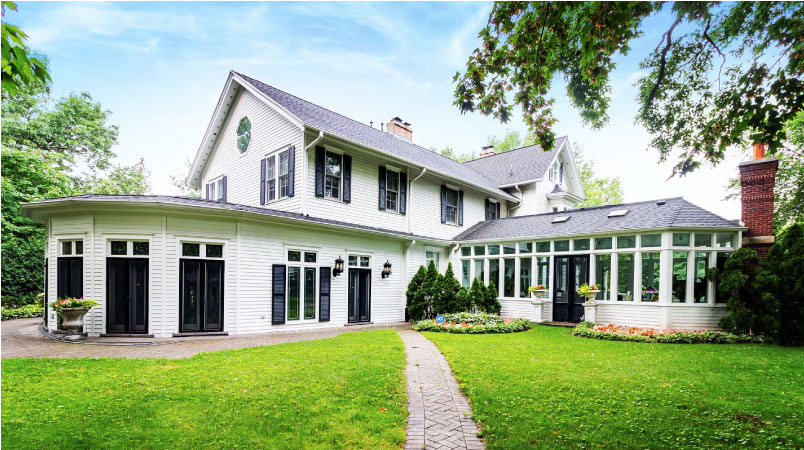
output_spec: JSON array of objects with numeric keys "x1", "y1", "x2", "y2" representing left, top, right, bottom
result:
[
  {"x1": 539, "y1": 322, "x2": 578, "y2": 328},
  {"x1": 100, "y1": 333, "x2": 155, "y2": 338},
  {"x1": 172, "y1": 331, "x2": 229, "y2": 337}
]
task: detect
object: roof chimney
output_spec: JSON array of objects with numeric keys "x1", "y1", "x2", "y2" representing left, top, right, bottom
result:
[
  {"x1": 386, "y1": 117, "x2": 412, "y2": 142},
  {"x1": 479, "y1": 145, "x2": 496, "y2": 158},
  {"x1": 738, "y1": 142, "x2": 778, "y2": 259}
]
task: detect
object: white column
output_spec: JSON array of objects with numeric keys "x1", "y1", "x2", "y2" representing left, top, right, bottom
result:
[
  {"x1": 611, "y1": 253, "x2": 619, "y2": 301},
  {"x1": 514, "y1": 257, "x2": 520, "y2": 299},
  {"x1": 707, "y1": 251, "x2": 717, "y2": 305},
  {"x1": 634, "y1": 251, "x2": 643, "y2": 302},
  {"x1": 686, "y1": 251, "x2": 695, "y2": 303}
]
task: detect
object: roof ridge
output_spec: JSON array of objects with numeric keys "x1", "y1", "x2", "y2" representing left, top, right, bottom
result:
[
  {"x1": 462, "y1": 138, "x2": 565, "y2": 164},
  {"x1": 486, "y1": 197, "x2": 684, "y2": 222},
  {"x1": 236, "y1": 72, "x2": 501, "y2": 170}
]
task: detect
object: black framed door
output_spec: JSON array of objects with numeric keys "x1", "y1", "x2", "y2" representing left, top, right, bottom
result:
[
  {"x1": 553, "y1": 255, "x2": 589, "y2": 323},
  {"x1": 348, "y1": 268, "x2": 371, "y2": 323},
  {"x1": 107, "y1": 258, "x2": 149, "y2": 334},
  {"x1": 180, "y1": 259, "x2": 224, "y2": 332},
  {"x1": 57, "y1": 257, "x2": 83, "y2": 299}
]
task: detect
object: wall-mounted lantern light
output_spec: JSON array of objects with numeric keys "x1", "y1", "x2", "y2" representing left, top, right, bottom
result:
[
  {"x1": 382, "y1": 260, "x2": 392, "y2": 279},
  {"x1": 333, "y1": 255, "x2": 344, "y2": 277}
]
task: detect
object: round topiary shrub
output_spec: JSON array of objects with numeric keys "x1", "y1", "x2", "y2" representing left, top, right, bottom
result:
[{"x1": 413, "y1": 312, "x2": 531, "y2": 334}]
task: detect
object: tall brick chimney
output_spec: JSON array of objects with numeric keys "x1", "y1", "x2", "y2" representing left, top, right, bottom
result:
[
  {"x1": 738, "y1": 143, "x2": 778, "y2": 259},
  {"x1": 386, "y1": 117, "x2": 413, "y2": 142},
  {"x1": 479, "y1": 145, "x2": 496, "y2": 158}
]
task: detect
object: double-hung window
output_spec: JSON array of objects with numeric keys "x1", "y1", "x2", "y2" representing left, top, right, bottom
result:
[
  {"x1": 485, "y1": 200, "x2": 498, "y2": 220},
  {"x1": 205, "y1": 177, "x2": 226, "y2": 202},
  {"x1": 266, "y1": 156, "x2": 276, "y2": 201},
  {"x1": 444, "y1": 188, "x2": 459, "y2": 224},
  {"x1": 279, "y1": 151, "x2": 290, "y2": 198},
  {"x1": 324, "y1": 151, "x2": 342, "y2": 199},
  {"x1": 385, "y1": 169, "x2": 400, "y2": 211}
]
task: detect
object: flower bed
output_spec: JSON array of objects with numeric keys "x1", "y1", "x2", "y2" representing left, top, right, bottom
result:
[
  {"x1": 572, "y1": 322, "x2": 760, "y2": 344},
  {"x1": 413, "y1": 312, "x2": 531, "y2": 334},
  {"x1": 1, "y1": 304, "x2": 44, "y2": 321}
]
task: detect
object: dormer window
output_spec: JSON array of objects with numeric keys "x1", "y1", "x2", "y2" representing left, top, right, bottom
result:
[{"x1": 237, "y1": 117, "x2": 251, "y2": 154}]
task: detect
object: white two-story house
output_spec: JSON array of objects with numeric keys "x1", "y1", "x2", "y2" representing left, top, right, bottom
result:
[{"x1": 23, "y1": 71, "x2": 757, "y2": 337}]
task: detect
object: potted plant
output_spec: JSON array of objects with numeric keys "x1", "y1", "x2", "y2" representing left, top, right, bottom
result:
[
  {"x1": 528, "y1": 284, "x2": 549, "y2": 298},
  {"x1": 578, "y1": 283, "x2": 600, "y2": 304},
  {"x1": 527, "y1": 284, "x2": 549, "y2": 323},
  {"x1": 49, "y1": 297, "x2": 99, "y2": 340},
  {"x1": 642, "y1": 286, "x2": 659, "y2": 302}
]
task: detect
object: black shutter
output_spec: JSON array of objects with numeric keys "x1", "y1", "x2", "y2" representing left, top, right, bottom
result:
[
  {"x1": 260, "y1": 159, "x2": 266, "y2": 205},
  {"x1": 378, "y1": 166, "x2": 387, "y2": 211},
  {"x1": 399, "y1": 172, "x2": 407, "y2": 215},
  {"x1": 458, "y1": 190, "x2": 464, "y2": 226},
  {"x1": 315, "y1": 146, "x2": 325, "y2": 198},
  {"x1": 221, "y1": 176, "x2": 227, "y2": 202},
  {"x1": 319, "y1": 267, "x2": 330, "y2": 322},
  {"x1": 342, "y1": 154, "x2": 352, "y2": 203},
  {"x1": 440, "y1": 185, "x2": 447, "y2": 223},
  {"x1": 272, "y1": 264, "x2": 286, "y2": 325},
  {"x1": 496, "y1": 202, "x2": 501, "y2": 219},
  {"x1": 485, "y1": 199, "x2": 491, "y2": 220},
  {"x1": 287, "y1": 146, "x2": 295, "y2": 197}
]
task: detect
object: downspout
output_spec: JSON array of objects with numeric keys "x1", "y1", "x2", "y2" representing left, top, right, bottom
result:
[
  {"x1": 507, "y1": 184, "x2": 523, "y2": 216},
  {"x1": 407, "y1": 167, "x2": 427, "y2": 234},
  {"x1": 302, "y1": 130, "x2": 324, "y2": 216}
]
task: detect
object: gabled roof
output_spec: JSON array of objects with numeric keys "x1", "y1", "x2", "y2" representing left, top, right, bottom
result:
[
  {"x1": 20, "y1": 195, "x2": 443, "y2": 241},
  {"x1": 228, "y1": 72, "x2": 517, "y2": 202},
  {"x1": 462, "y1": 137, "x2": 566, "y2": 187},
  {"x1": 454, "y1": 197, "x2": 743, "y2": 242}
]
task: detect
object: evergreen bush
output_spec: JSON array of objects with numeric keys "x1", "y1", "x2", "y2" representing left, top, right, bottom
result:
[
  {"x1": 718, "y1": 248, "x2": 779, "y2": 338},
  {"x1": 406, "y1": 266, "x2": 427, "y2": 320},
  {"x1": 762, "y1": 223, "x2": 804, "y2": 346}
]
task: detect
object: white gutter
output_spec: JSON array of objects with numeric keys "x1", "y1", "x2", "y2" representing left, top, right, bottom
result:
[
  {"x1": 407, "y1": 167, "x2": 427, "y2": 234},
  {"x1": 302, "y1": 130, "x2": 325, "y2": 216},
  {"x1": 507, "y1": 184, "x2": 523, "y2": 216}
]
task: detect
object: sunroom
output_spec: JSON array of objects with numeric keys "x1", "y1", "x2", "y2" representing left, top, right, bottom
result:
[{"x1": 453, "y1": 198, "x2": 745, "y2": 330}]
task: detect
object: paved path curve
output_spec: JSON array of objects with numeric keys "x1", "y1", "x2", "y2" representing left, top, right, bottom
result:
[{"x1": 398, "y1": 330, "x2": 485, "y2": 450}]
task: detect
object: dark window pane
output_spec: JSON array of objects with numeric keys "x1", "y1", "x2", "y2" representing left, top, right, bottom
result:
[
  {"x1": 617, "y1": 253, "x2": 634, "y2": 301},
  {"x1": 461, "y1": 260, "x2": 470, "y2": 288},
  {"x1": 206, "y1": 244, "x2": 223, "y2": 258},
  {"x1": 715, "y1": 252, "x2": 732, "y2": 303},
  {"x1": 348, "y1": 255, "x2": 358, "y2": 266},
  {"x1": 641, "y1": 234, "x2": 661, "y2": 247},
  {"x1": 304, "y1": 252, "x2": 317, "y2": 263},
  {"x1": 473, "y1": 246, "x2": 485, "y2": 256},
  {"x1": 715, "y1": 233, "x2": 734, "y2": 248},
  {"x1": 133, "y1": 241, "x2": 149, "y2": 256},
  {"x1": 503, "y1": 243, "x2": 516, "y2": 254},
  {"x1": 694, "y1": 252, "x2": 709, "y2": 303},
  {"x1": 519, "y1": 242, "x2": 532, "y2": 253},
  {"x1": 489, "y1": 259, "x2": 499, "y2": 290},
  {"x1": 573, "y1": 239, "x2": 590, "y2": 251},
  {"x1": 288, "y1": 267, "x2": 300, "y2": 320},
  {"x1": 641, "y1": 252, "x2": 661, "y2": 302},
  {"x1": 288, "y1": 251, "x2": 301, "y2": 262},
  {"x1": 474, "y1": 259, "x2": 485, "y2": 284},
  {"x1": 536, "y1": 257, "x2": 549, "y2": 289},
  {"x1": 673, "y1": 233, "x2": 690, "y2": 246},
  {"x1": 694, "y1": 233, "x2": 712, "y2": 247},
  {"x1": 672, "y1": 251, "x2": 688, "y2": 302},
  {"x1": 111, "y1": 241, "x2": 128, "y2": 256},
  {"x1": 488, "y1": 245, "x2": 500, "y2": 255},
  {"x1": 503, "y1": 258, "x2": 515, "y2": 297},
  {"x1": 617, "y1": 236, "x2": 636, "y2": 249},
  {"x1": 62, "y1": 241, "x2": 73, "y2": 255},
  {"x1": 360, "y1": 256, "x2": 370, "y2": 267},
  {"x1": 304, "y1": 267, "x2": 316, "y2": 319},
  {"x1": 519, "y1": 257, "x2": 531, "y2": 297},
  {"x1": 536, "y1": 241, "x2": 550, "y2": 253},
  {"x1": 182, "y1": 243, "x2": 199, "y2": 257},
  {"x1": 75, "y1": 241, "x2": 83, "y2": 255},
  {"x1": 554, "y1": 240, "x2": 569, "y2": 252},
  {"x1": 595, "y1": 254, "x2": 611, "y2": 300},
  {"x1": 595, "y1": 237, "x2": 612, "y2": 250},
  {"x1": 460, "y1": 247, "x2": 471, "y2": 257}
]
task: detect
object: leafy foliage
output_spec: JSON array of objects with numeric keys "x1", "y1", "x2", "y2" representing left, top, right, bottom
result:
[
  {"x1": 454, "y1": 2, "x2": 804, "y2": 176},
  {"x1": 572, "y1": 321, "x2": 759, "y2": 344},
  {"x1": 1, "y1": 2, "x2": 50, "y2": 95},
  {"x1": 413, "y1": 313, "x2": 530, "y2": 334},
  {"x1": 487, "y1": 129, "x2": 536, "y2": 152},
  {"x1": 717, "y1": 248, "x2": 779, "y2": 338},
  {"x1": 761, "y1": 223, "x2": 804, "y2": 346},
  {"x1": 405, "y1": 265, "x2": 428, "y2": 320},
  {"x1": 573, "y1": 145, "x2": 623, "y2": 207},
  {"x1": 1, "y1": 303, "x2": 43, "y2": 320},
  {"x1": 433, "y1": 263, "x2": 462, "y2": 314}
]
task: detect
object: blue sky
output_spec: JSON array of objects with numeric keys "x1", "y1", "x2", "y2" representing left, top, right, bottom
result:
[{"x1": 12, "y1": 1, "x2": 746, "y2": 218}]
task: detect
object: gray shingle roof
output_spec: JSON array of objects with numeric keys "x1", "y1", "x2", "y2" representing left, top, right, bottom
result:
[
  {"x1": 454, "y1": 197, "x2": 743, "y2": 241},
  {"x1": 21, "y1": 195, "x2": 442, "y2": 241},
  {"x1": 462, "y1": 138, "x2": 565, "y2": 187},
  {"x1": 235, "y1": 73, "x2": 516, "y2": 201}
]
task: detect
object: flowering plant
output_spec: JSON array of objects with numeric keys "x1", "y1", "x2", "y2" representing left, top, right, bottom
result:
[
  {"x1": 413, "y1": 312, "x2": 530, "y2": 334},
  {"x1": 643, "y1": 286, "x2": 658, "y2": 294},
  {"x1": 572, "y1": 322, "x2": 759, "y2": 344},
  {"x1": 49, "y1": 297, "x2": 99, "y2": 311},
  {"x1": 577, "y1": 283, "x2": 599, "y2": 299},
  {"x1": 528, "y1": 284, "x2": 548, "y2": 293}
]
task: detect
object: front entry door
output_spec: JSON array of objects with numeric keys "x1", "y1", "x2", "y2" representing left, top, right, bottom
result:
[
  {"x1": 179, "y1": 259, "x2": 224, "y2": 333},
  {"x1": 553, "y1": 255, "x2": 589, "y2": 323},
  {"x1": 348, "y1": 268, "x2": 371, "y2": 323},
  {"x1": 107, "y1": 259, "x2": 149, "y2": 334}
]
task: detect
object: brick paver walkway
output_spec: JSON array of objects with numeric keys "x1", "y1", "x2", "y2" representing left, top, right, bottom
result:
[
  {"x1": 398, "y1": 330, "x2": 484, "y2": 450},
  {"x1": 1, "y1": 318, "x2": 410, "y2": 359}
]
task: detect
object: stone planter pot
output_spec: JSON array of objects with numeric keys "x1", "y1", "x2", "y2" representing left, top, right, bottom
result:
[
  {"x1": 582, "y1": 302, "x2": 598, "y2": 324},
  {"x1": 59, "y1": 307, "x2": 89, "y2": 340}
]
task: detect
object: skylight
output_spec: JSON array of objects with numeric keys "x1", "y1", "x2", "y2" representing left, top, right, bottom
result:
[
  {"x1": 608, "y1": 209, "x2": 629, "y2": 218},
  {"x1": 552, "y1": 215, "x2": 570, "y2": 223}
]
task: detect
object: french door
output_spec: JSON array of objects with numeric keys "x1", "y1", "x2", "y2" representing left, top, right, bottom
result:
[
  {"x1": 348, "y1": 268, "x2": 371, "y2": 323},
  {"x1": 179, "y1": 259, "x2": 224, "y2": 332},
  {"x1": 107, "y1": 258, "x2": 149, "y2": 334},
  {"x1": 553, "y1": 255, "x2": 589, "y2": 323}
]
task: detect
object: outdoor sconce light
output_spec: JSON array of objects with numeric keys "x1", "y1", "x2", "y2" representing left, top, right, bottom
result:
[
  {"x1": 382, "y1": 260, "x2": 392, "y2": 279},
  {"x1": 333, "y1": 256, "x2": 344, "y2": 277}
]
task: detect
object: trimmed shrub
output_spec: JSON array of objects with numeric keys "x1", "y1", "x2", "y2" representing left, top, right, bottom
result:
[
  {"x1": 717, "y1": 248, "x2": 779, "y2": 338},
  {"x1": 1, "y1": 303, "x2": 44, "y2": 321},
  {"x1": 572, "y1": 322, "x2": 759, "y2": 344},
  {"x1": 413, "y1": 312, "x2": 530, "y2": 334},
  {"x1": 763, "y1": 223, "x2": 804, "y2": 346},
  {"x1": 406, "y1": 266, "x2": 427, "y2": 320}
]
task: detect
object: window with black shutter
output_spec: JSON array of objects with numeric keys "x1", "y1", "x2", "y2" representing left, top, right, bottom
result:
[
  {"x1": 442, "y1": 186, "x2": 459, "y2": 225},
  {"x1": 485, "y1": 199, "x2": 499, "y2": 220},
  {"x1": 378, "y1": 166, "x2": 387, "y2": 211}
]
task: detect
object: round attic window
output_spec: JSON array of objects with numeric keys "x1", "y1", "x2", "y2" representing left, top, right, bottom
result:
[{"x1": 236, "y1": 117, "x2": 251, "y2": 153}]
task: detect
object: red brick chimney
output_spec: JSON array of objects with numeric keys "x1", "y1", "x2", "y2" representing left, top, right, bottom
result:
[
  {"x1": 479, "y1": 145, "x2": 496, "y2": 158},
  {"x1": 738, "y1": 143, "x2": 778, "y2": 259},
  {"x1": 386, "y1": 117, "x2": 412, "y2": 142}
]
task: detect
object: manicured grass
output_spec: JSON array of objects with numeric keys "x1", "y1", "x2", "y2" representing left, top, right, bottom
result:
[
  {"x1": 424, "y1": 326, "x2": 804, "y2": 449},
  {"x1": 2, "y1": 330, "x2": 407, "y2": 450}
]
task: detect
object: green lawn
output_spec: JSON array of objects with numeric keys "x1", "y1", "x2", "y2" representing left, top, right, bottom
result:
[
  {"x1": 2, "y1": 330, "x2": 407, "y2": 450},
  {"x1": 424, "y1": 326, "x2": 804, "y2": 450}
]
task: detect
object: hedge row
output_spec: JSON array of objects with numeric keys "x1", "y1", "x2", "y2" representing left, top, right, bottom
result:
[
  {"x1": 1, "y1": 304, "x2": 44, "y2": 321},
  {"x1": 413, "y1": 313, "x2": 531, "y2": 334},
  {"x1": 571, "y1": 322, "x2": 760, "y2": 344}
]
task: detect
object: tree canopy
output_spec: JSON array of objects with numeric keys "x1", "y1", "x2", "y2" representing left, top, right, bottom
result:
[
  {"x1": 1, "y1": 1, "x2": 50, "y2": 95},
  {"x1": 454, "y1": 2, "x2": 803, "y2": 177}
]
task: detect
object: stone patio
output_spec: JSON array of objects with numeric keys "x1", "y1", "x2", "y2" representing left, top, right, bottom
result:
[{"x1": 398, "y1": 330, "x2": 485, "y2": 450}]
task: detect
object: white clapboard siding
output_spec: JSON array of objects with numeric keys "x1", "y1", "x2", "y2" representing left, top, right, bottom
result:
[
  {"x1": 202, "y1": 88, "x2": 304, "y2": 212},
  {"x1": 668, "y1": 306, "x2": 728, "y2": 330},
  {"x1": 596, "y1": 303, "x2": 665, "y2": 328}
]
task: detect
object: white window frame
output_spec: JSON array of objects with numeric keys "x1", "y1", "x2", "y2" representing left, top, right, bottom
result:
[
  {"x1": 107, "y1": 239, "x2": 152, "y2": 258},
  {"x1": 348, "y1": 254, "x2": 371, "y2": 268},
  {"x1": 179, "y1": 241, "x2": 225, "y2": 259},
  {"x1": 278, "y1": 149, "x2": 291, "y2": 199},
  {"x1": 425, "y1": 248, "x2": 440, "y2": 269},
  {"x1": 59, "y1": 239, "x2": 84, "y2": 256},
  {"x1": 444, "y1": 187, "x2": 459, "y2": 225},
  {"x1": 385, "y1": 168, "x2": 401, "y2": 212},
  {"x1": 286, "y1": 249, "x2": 319, "y2": 321},
  {"x1": 205, "y1": 176, "x2": 225, "y2": 202},
  {"x1": 324, "y1": 150, "x2": 343, "y2": 201},
  {"x1": 265, "y1": 155, "x2": 277, "y2": 202}
]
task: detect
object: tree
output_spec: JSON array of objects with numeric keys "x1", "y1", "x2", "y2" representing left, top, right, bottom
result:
[
  {"x1": 436, "y1": 263, "x2": 462, "y2": 314},
  {"x1": 468, "y1": 278, "x2": 485, "y2": 313},
  {"x1": 487, "y1": 129, "x2": 536, "y2": 153},
  {"x1": 415, "y1": 260, "x2": 442, "y2": 319},
  {"x1": 573, "y1": 145, "x2": 623, "y2": 208},
  {"x1": 430, "y1": 146, "x2": 475, "y2": 163},
  {"x1": 762, "y1": 223, "x2": 804, "y2": 346},
  {"x1": 717, "y1": 248, "x2": 778, "y2": 338},
  {"x1": 1, "y1": 2, "x2": 50, "y2": 95},
  {"x1": 483, "y1": 281, "x2": 502, "y2": 315},
  {"x1": 406, "y1": 265, "x2": 428, "y2": 320},
  {"x1": 454, "y1": 2, "x2": 804, "y2": 177},
  {"x1": 171, "y1": 157, "x2": 201, "y2": 198}
]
